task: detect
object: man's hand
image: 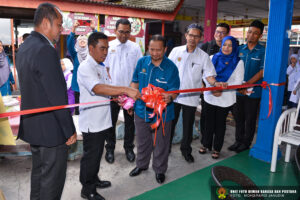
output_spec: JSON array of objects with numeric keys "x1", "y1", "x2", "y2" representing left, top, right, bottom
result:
[
  {"x1": 161, "y1": 93, "x2": 173, "y2": 104},
  {"x1": 66, "y1": 132, "x2": 77, "y2": 146},
  {"x1": 72, "y1": 21, "x2": 80, "y2": 33},
  {"x1": 293, "y1": 90, "x2": 297, "y2": 95},
  {"x1": 126, "y1": 88, "x2": 141, "y2": 101},
  {"x1": 238, "y1": 88, "x2": 248, "y2": 95}
]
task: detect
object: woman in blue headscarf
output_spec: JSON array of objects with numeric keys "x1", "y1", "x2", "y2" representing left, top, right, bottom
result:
[
  {"x1": 0, "y1": 40, "x2": 14, "y2": 96},
  {"x1": 199, "y1": 36, "x2": 244, "y2": 159}
]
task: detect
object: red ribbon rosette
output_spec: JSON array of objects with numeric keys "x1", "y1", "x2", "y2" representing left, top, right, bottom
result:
[{"x1": 141, "y1": 84, "x2": 167, "y2": 146}]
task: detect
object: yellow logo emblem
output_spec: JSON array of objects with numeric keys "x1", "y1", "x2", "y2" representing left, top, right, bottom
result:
[{"x1": 216, "y1": 187, "x2": 227, "y2": 199}]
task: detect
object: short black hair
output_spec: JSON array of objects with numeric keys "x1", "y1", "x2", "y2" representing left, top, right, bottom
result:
[
  {"x1": 116, "y1": 18, "x2": 131, "y2": 29},
  {"x1": 88, "y1": 32, "x2": 108, "y2": 47},
  {"x1": 250, "y1": 20, "x2": 264, "y2": 34},
  {"x1": 216, "y1": 23, "x2": 230, "y2": 33},
  {"x1": 149, "y1": 34, "x2": 166, "y2": 47},
  {"x1": 185, "y1": 23, "x2": 204, "y2": 36},
  {"x1": 33, "y1": 3, "x2": 59, "y2": 27},
  {"x1": 22, "y1": 33, "x2": 30, "y2": 41}
]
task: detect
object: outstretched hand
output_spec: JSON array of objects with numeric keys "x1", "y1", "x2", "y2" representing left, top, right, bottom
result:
[{"x1": 126, "y1": 88, "x2": 141, "y2": 101}]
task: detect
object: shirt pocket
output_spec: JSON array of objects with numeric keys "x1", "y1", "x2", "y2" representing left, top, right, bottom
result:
[{"x1": 191, "y1": 63, "x2": 202, "y2": 83}]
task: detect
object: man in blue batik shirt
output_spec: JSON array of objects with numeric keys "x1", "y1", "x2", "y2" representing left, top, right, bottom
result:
[
  {"x1": 129, "y1": 35, "x2": 180, "y2": 184},
  {"x1": 228, "y1": 20, "x2": 265, "y2": 153}
]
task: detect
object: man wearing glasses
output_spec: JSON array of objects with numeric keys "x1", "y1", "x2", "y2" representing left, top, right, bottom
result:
[
  {"x1": 200, "y1": 23, "x2": 230, "y2": 56},
  {"x1": 104, "y1": 18, "x2": 143, "y2": 164},
  {"x1": 169, "y1": 23, "x2": 222, "y2": 163}
]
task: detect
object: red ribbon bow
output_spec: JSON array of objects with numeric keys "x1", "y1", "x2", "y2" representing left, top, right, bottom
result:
[{"x1": 141, "y1": 84, "x2": 167, "y2": 146}]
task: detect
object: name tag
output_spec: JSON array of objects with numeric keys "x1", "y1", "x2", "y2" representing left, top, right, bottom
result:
[{"x1": 156, "y1": 79, "x2": 167, "y2": 84}]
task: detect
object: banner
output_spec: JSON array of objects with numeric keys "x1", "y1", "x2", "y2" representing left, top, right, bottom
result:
[
  {"x1": 104, "y1": 15, "x2": 145, "y2": 37},
  {"x1": 62, "y1": 12, "x2": 99, "y2": 35}
]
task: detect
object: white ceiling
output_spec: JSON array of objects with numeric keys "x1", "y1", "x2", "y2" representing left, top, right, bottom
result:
[{"x1": 181, "y1": 0, "x2": 300, "y2": 20}]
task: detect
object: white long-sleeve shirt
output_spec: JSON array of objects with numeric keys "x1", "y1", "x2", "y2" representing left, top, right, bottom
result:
[
  {"x1": 289, "y1": 77, "x2": 300, "y2": 104},
  {"x1": 168, "y1": 45, "x2": 216, "y2": 107},
  {"x1": 204, "y1": 59, "x2": 244, "y2": 107},
  {"x1": 104, "y1": 39, "x2": 142, "y2": 87},
  {"x1": 287, "y1": 64, "x2": 300, "y2": 91}
]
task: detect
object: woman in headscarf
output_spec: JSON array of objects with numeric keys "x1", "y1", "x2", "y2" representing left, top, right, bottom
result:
[
  {"x1": 286, "y1": 54, "x2": 300, "y2": 108},
  {"x1": 199, "y1": 36, "x2": 244, "y2": 159},
  {"x1": 67, "y1": 20, "x2": 94, "y2": 114},
  {"x1": 0, "y1": 40, "x2": 14, "y2": 96},
  {"x1": 61, "y1": 58, "x2": 75, "y2": 115}
]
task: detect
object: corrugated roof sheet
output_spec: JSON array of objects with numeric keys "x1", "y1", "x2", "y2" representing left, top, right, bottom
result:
[{"x1": 68, "y1": 0, "x2": 181, "y2": 12}]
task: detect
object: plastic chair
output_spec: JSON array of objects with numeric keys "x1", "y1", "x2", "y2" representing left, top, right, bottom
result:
[
  {"x1": 211, "y1": 166, "x2": 262, "y2": 200},
  {"x1": 270, "y1": 105, "x2": 300, "y2": 172}
]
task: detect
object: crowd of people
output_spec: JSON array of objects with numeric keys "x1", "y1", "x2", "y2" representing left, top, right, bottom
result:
[{"x1": 3, "y1": 1, "x2": 296, "y2": 200}]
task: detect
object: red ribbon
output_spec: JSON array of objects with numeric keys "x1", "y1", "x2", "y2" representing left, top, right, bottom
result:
[
  {"x1": 141, "y1": 84, "x2": 167, "y2": 146},
  {"x1": 0, "y1": 99, "x2": 114, "y2": 119},
  {"x1": 140, "y1": 82, "x2": 286, "y2": 146},
  {"x1": 1, "y1": 82, "x2": 286, "y2": 138}
]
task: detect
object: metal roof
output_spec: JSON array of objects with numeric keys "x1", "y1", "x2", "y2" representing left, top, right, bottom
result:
[{"x1": 68, "y1": 0, "x2": 182, "y2": 12}]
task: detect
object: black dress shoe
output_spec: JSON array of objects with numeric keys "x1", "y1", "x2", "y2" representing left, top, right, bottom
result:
[
  {"x1": 95, "y1": 180, "x2": 111, "y2": 189},
  {"x1": 81, "y1": 191, "x2": 105, "y2": 200},
  {"x1": 183, "y1": 154, "x2": 194, "y2": 163},
  {"x1": 235, "y1": 144, "x2": 249, "y2": 153},
  {"x1": 228, "y1": 142, "x2": 241, "y2": 151},
  {"x1": 129, "y1": 167, "x2": 148, "y2": 177},
  {"x1": 105, "y1": 151, "x2": 114, "y2": 164},
  {"x1": 125, "y1": 149, "x2": 135, "y2": 162},
  {"x1": 155, "y1": 173, "x2": 165, "y2": 184}
]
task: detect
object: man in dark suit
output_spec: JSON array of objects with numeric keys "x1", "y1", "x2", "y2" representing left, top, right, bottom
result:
[{"x1": 16, "y1": 3, "x2": 77, "y2": 200}]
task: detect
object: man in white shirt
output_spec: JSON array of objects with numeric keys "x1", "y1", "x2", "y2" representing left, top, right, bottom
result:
[
  {"x1": 78, "y1": 32, "x2": 140, "y2": 200},
  {"x1": 169, "y1": 23, "x2": 224, "y2": 163},
  {"x1": 104, "y1": 19, "x2": 143, "y2": 164}
]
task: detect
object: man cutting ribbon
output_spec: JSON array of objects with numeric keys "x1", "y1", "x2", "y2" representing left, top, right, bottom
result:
[{"x1": 129, "y1": 35, "x2": 179, "y2": 184}]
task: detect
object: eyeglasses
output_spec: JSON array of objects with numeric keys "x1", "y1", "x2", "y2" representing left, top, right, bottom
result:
[
  {"x1": 215, "y1": 31, "x2": 226, "y2": 35},
  {"x1": 187, "y1": 34, "x2": 201, "y2": 39},
  {"x1": 118, "y1": 30, "x2": 131, "y2": 35}
]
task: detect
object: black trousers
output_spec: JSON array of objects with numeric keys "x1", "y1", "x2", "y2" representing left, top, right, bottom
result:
[
  {"x1": 30, "y1": 143, "x2": 68, "y2": 200},
  {"x1": 171, "y1": 103, "x2": 197, "y2": 155},
  {"x1": 74, "y1": 91, "x2": 80, "y2": 115},
  {"x1": 105, "y1": 101, "x2": 135, "y2": 152},
  {"x1": 202, "y1": 101, "x2": 231, "y2": 152},
  {"x1": 232, "y1": 95, "x2": 260, "y2": 147},
  {"x1": 80, "y1": 129, "x2": 108, "y2": 194},
  {"x1": 200, "y1": 94, "x2": 205, "y2": 143}
]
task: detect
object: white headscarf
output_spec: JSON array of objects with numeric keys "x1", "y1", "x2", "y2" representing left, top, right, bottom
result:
[
  {"x1": 61, "y1": 58, "x2": 73, "y2": 75},
  {"x1": 75, "y1": 35, "x2": 88, "y2": 63},
  {"x1": 290, "y1": 54, "x2": 298, "y2": 61}
]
